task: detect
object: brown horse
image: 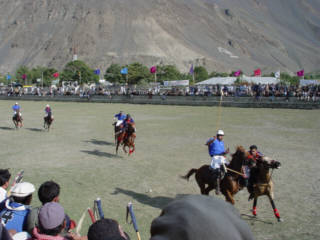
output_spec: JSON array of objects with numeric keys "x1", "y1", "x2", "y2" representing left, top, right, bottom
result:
[
  {"x1": 249, "y1": 159, "x2": 282, "y2": 222},
  {"x1": 116, "y1": 123, "x2": 136, "y2": 155},
  {"x1": 44, "y1": 113, "x2": 54, "y2": 131},
  {"x1": 182, "y1": 146, "x2": 251, "y2": 204},
  {"x1": 12, "y1": 113, "x2": 23, "y2": 129}
]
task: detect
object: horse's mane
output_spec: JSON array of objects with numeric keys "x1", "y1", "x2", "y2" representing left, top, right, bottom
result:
[{"x1": 229, "y1": 146, "x2": 248, "y2": 169}]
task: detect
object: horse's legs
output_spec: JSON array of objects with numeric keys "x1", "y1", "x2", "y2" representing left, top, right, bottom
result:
[
  {"x1": 252, "y1": 198, "x2": 258, "y2": 216},
  {"x1": 268, "y1": 194, "x2": 282, "y2": 222},
  {"x1": 224, "y1": 190, "x2": 235, "y2": 205},
  {"x1": 116, "y1": 141, "x2": 120, "y2": 154},
  {"x1": 204, "y1": 183, "x2": 216, "y2": 195},
  {"x1": 195, "y1": 178, "x2": 206, "y2": 195}
]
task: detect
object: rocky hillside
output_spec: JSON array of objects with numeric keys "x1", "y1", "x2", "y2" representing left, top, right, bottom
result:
[{"x1": 0, "y1": 0, "x2": 319, "y2": 74}]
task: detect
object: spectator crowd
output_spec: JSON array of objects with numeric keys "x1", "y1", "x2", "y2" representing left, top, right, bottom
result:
[
  {"x1": 0, "y1": 169, "x2": 255, "y2": 240},
  {"x1": 1, "y1": 83, "x2": 320, "y2": 102}
]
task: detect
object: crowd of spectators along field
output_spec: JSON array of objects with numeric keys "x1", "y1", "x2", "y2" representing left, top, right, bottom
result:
[
  {"x1": 0, "y1": 169, "x2": 256, "y2": 240},
  {"x1": 1, "y1": 83, "x2": 320, "y2": 101}
]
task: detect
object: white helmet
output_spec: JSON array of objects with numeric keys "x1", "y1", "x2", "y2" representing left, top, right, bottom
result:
[
  {"x1": 217, "y1": 130, "x2": 224, "y2": 136},
  {"x1": 15, "y1": 102, "x2": 18, "y2": 105},
  {"x1": 46, "y1": 104, "x2": 50, "y2": 107}
]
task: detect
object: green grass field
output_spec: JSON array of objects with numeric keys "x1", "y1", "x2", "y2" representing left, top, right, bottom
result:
[{"x1": 1, "y1": 100, "x2": 320, "y2": 239}]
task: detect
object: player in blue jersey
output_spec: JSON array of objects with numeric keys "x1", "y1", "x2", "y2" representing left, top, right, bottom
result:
[{"x1": 206, "y1": 130, "x2": 229, "y2": 195}]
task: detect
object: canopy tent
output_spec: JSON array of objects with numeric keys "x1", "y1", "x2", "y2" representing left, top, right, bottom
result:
[
  {"x1": 196, "y1": 76, "x2": 279, "y2": 85},
  {"x1": 299, "y1": 79, "x2": 320, "y2": 86}
]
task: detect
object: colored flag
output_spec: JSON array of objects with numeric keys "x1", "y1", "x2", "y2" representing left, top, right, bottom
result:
[
  {"x1": 234, "y1": 70, "x2": 242, "y2": 77},
  {"x1": 52, "y1": 72, "x2": 59, "y2": 78},
  {"x1": 121, "y1": 68, "x2": 128, "y2": 75},
  {"x1": 297, "y1": 69, "x2": 304, "y2": 77},
  {"x1": 254, "y1": 68, "x2": 261, "y2": 76},
  {"x1": 6, "y1": 74, "x2": 11, "y2": 80},
  {"x1": 189, "y1": 64, "x2": 194, "y2": 75},
  {"x1": 22, "y1": 74, "x2": 27, "y2": 80},
  {"x1": 274, "y1": 71, "x2": 280, "y2": 78},
  {"x1": 150, "y1": 66, "x2": 157, "y2": 74},
  {"x1": 94, "y1": 69, "x2": 100, "y2": 75}
]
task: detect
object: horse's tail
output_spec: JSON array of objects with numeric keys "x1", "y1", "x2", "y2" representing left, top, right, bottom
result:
[{"x1": 181, "y1": 168, "x2": 198, "y2": 181}]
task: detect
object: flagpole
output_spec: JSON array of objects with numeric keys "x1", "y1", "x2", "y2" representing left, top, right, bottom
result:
[
  {"x1": 154, "y1": 72, "x2": 157, "y2": 82},
  {"x1": 42, "y1": 72, "x2": 44, "y2": 88}
]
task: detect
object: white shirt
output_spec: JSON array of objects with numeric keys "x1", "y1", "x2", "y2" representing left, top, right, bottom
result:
[{"x1": 0, "y1": 187, "x2": 7, "y2": 203}]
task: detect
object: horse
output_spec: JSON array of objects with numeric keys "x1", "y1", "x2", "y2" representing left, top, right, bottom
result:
[
  {"x1": 113, "y1": 121, "x2": 123, "y2": 144},
  {"x1": 43, "y1": 112, "x2": 54, "y2": 131},
  {"x1": 12, "y1": 113, "x2": 23, "y2": 129},
  {"x1": 182, "y1": 146, "x2": 251, "y2": 205},
  {"x1": 249, "y1": 159, "x2": 282, "y2": 222},
  {"x1": 116, "y1": 123, "x2": 136, "y2": 155}
]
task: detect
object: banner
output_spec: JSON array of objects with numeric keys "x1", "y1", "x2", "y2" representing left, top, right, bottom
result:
[
  {"x1": 163, "y1": 80, "x2": 189, "y2": 87},
  {"x1": 234, "y1": 70, "x2": 242, "y2": 77},
  {"x1": 254, "y1": 68, "x2": 261, "y2": 76},
  {"x1": 22, "y1": 74, "x2": 27, "y2": 80},
  {"x1": 274, "y1": 71, "x2": 280, "y2": 78},
  {"x1": 297, "y1": 70, "x2": 304, "y2": 77},
  {"x1": 94, "y1": 69, "x2": 100, "y2": 75},
  {"x1": 6, "y1": 74, "x2": 11, "y2": 80},
  {"x1": 189, "y1": 64, "x2": 194, "y2": 75},
  {"x1": 53, "y1": 72, "x2": 59, "y2": 78}
]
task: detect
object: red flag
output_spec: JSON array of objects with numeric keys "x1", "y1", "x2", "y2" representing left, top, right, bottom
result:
[
  {"x1": 234, "y1": 70, "x2": 242, "y2": 77},
  {"x1": 53, "y1": 72, "x2": 59, "y2": 78},
  {"x1": 297, "y1": 70, "x2": 304, "y2": 77},
  {"x1": 254, "y1": 68, "x2": 261, "y2": 76},
  {"x1": 22, "y1": 74, "x2": 27, "y2": 80},
  {"x1": 150, "y1": 66, "x2": 157, "y2": 74}
]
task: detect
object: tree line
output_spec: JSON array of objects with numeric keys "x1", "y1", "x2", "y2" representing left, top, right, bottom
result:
[{"x1": 0, "y1": 60, "x2": 318, "y2": 86}]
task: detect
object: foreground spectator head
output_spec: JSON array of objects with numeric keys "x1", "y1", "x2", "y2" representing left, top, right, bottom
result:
[
  {"x1": 88, "y1": 218, "x2": 129, "y2": 240},
  {"x1": 11, "y1": 182, "x2": 35, "y2": 205},
  {"x1": 0, "y1": 169, "x2": 11, "y2": 188},
  {"x1": 150, "y1": 195, "x2": 254, "y2": 240},
  {"x1": 38, "y1": 202, "x2": 66, "y2": 236},
  {"x1": 38, "y1": 181, "x2": 60, "y2": 205}
]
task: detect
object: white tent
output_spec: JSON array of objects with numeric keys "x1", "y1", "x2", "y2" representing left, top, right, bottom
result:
[
  {"x1": 196, "y1": 77, "x2": 237, "y2": 85},
  {"x1": 242, "y1": 76, "x2": 279, "y2": 84}
]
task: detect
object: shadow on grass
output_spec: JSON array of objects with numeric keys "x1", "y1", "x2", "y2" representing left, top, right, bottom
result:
[
  {"x1": 240, "y1": 213, "x2": 273, "y2": 225},
  {"x1": 112, "y1": 187, "x2": 188, "y2": 209},
  {"x1": 84, "y1": 139, "x2": 114, "y2": 146},
  {"x1": 81, "y1": 149, "x2": 122, "y2": 158},
  {"x1": 26, "y1": 128, "x2": 43, "y2": 132},
  {"x1": 0, "y1": 126, "x2": 14, "y2": 131}
]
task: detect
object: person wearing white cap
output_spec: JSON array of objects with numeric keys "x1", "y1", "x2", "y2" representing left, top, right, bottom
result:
[
  {"x1": 205, "y1": 130, "x2": 229, "y2": 195},
  {"x1": 0, "y1": 182, "x2": 35, "y2": 233},
  {"x1": 44, "y1": 104, "x2": 54, "y2": 128}
]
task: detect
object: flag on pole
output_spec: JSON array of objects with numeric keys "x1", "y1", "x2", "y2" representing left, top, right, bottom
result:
[
  {"x1": 234, "y1": 70, "x2": 242, "y2": 77},
  {"x1": 297, "y1": 69, "x2": 304, "y2": 77},
  {"x1": 150, "y1": 66, "x2": 157, "y2": 74},
  {"x1": 6, "y1": 74, "x2": 11, "y2": 80},
  {"x1": 189, "y1": 64, "x2": 194, "y2": 75},
  {"x1": 94, "y1": 69, "x2": 100, "y2": 75},
  {"x1": 121, "y1": 68, "x2": 128, "y2": 75},
  {"x1": 52, "y1": 72, "x2": 59, "y2": 78},
  {"x1": 22, "y1": 74, "x2": 27, "y2": 80},
  {"x1": 254, "y1": 68, "x2": 261, "y2": 76},
  {"x1": 274, "y1": 71, "x2": 280, "y2": 78}
]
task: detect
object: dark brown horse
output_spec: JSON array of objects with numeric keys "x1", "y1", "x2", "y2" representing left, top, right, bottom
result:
[
  {"x1": 44, "y1": 113, "x2": 54, "y2": 131},
  {"x1": 116, "y1": 123, "x2": 136, "y2": 155},
  {"x1": 12, "y1": 113, "x2": 23, "y2": 129},
  {"x1": 182, "y1": 146, "x2": 251, "y2": 204},
  {"x1": 249, "y1": 159, "x2": 282, "y2": 222}
]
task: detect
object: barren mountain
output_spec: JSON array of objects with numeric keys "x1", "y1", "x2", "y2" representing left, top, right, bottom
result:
[{"x1": 0, "y1": 0, "x2": 319, "y2": 74}]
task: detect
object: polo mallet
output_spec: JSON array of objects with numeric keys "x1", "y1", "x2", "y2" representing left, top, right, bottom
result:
[
  {"x1": 94, "y1": 198, "x2": 105, "y2": 219},
  {"x1": 8, "y1": 170, "x2": 24, "y2": 196},
  {"x1": 76, "y1": 209, "x2": 87, "y2": 235},
  {"x1": 126, "y1": 202, "x2": 141, "y2": 240},
  {"x1": 88, "y1": 208, "x2": 96, "y2": 223}
]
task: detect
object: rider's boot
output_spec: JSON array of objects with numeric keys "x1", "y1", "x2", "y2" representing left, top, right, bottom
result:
[{"x1": 215, "y1": 177, "x2": 220, "y2": 195}]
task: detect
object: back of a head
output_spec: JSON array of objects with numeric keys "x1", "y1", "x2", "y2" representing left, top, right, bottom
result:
[
  {"x1": 88, "y1": 218, "x2": 122, "y2": 240},
  {"x1": 150, "y1": 195, "x2": 255, "y2": 240},
  {"x1": 38, "y1": 181, "x2": 60, "y2": 205},
  {"x1": 0, "y1": 169, "x2": 11, "y2": 186}
]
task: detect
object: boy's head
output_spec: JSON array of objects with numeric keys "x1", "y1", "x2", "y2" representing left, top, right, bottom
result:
[
  {"x1": 88, "y1": 218, "x2": 129, "y2": 240},
  {"x1": 11, "y1": 182, "x2": 35, "y2": 205},
  {"x1": 0, "y1": 169, "x2": 11, "y2": 188},
  {"x1": 38, "y1": 181, "x2": 60, "y2": 205},
  {"x1": 38, "y1": 202, "x2": 66, "y2": 236}
]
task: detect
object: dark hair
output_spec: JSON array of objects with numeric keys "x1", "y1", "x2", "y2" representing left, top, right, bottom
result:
[
  {"x1": 39, "y1": 219, "x2": 64, "y2": 236},
  {"x1": 12, "y1": 194, "x2": 32, "y2": 205},
  {"x1": 88, "y1": 218, "x2": 122, "y2": 240},
  {"x1": 0, "y1": 169, "x2": 11, "y2": 186},
  {"x1": 250, "y1": 145, "x2": 257, "y2": 150},
  {"x1": 38, "y1": 181, "x2": 60, "y2": 205}
]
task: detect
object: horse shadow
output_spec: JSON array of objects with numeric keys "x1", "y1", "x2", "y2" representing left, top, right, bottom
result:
[
  {"x1": 240, "y1": 214, "x2": 273, "y2": 225},
  {"x1": 81, "y1": 149, "x2": 122, "y2": 159},
  {"x1": 26, "y1": 128, "x2": 43, "y2": 132},
  {"x1": 0, "y1": 126, "x2": 14, "y2": 131},
  {"x1": 112, "y1": 187, "x2": 187, "y2": 209},
  {"x1": 84, "y1": 139, "x2": 114, "y2": 146}
]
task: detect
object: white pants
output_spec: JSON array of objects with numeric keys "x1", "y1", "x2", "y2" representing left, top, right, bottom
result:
[{"x1": 210, "y1": 156, "x2": 226, "y2": 170}]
